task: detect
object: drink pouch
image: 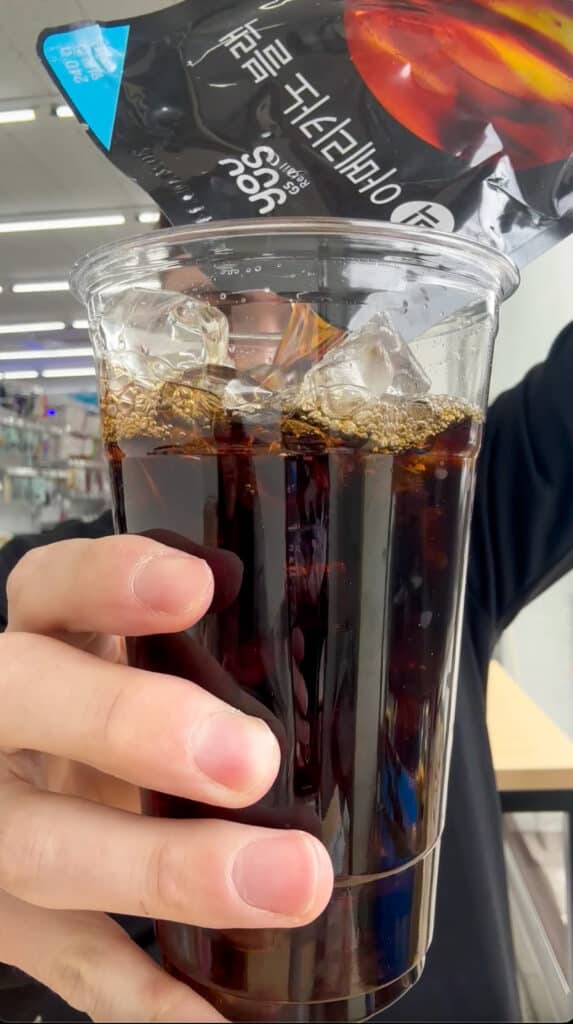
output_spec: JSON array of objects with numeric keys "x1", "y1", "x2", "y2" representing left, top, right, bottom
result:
[{"x1": 38, "y1": 0, "x2": 572, "y2": 269}]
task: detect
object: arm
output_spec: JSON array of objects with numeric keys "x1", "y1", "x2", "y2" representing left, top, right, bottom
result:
[{"x1": 468, "y1": 322, "x2": 573, "y2": 654}]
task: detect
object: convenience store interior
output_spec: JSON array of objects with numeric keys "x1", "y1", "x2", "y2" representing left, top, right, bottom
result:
[
  {"x1": 1, "y1": 3, "x2": 573, "y2": 1022},
  {"x1": 0, "y1": 0, "x2": 169, "y2": 539}
]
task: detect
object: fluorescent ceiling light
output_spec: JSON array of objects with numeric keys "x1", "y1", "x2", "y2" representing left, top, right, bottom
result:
[
  {"x1": 0, "y1": 370, "x2": 40, "y2": 381},
  {"x1": 0, "y1": 109, "x2": 36, "y2": 125},
  {"x1": 12, "y1": 281, "x2": 70, "y2": 294},
  {"x1": 42, "y1": 367, "x2": 96, "y2": 379},
  {"x1": 0, "y1": 347, "x2": 92, "y2": 361},
  {"x1": 138, "y1": 211, "x2": 161, "y2": 224},
  {"x1": 0, "y1": 214, "x2": 126, "y2": 234},
  {"x1": 72, "y1": 319, "x2": 90, "y2": 330},
  {"x1": 0, "y1": 322, "x2": 66, "y2": 335},
  {"x1": 55, "y1": 105, "x2": 74, "y2": 119}
]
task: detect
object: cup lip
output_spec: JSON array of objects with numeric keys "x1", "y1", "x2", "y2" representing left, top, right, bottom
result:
[{"x1": 71, "y1": 215, "x2": 520, "y2": 306}]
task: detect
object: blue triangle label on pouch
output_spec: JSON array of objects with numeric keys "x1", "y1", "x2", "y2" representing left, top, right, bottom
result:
[{"x1": 42, "y1": 23, "x2": 130, "y2": 151}]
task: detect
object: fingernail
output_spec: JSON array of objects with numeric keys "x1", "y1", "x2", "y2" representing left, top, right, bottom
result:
[
  {"x1": 232, "y1": 834, "x2": 320, "y2": 917},
  {"x1": 192, "y1": 712, "x2": 279, "y2": 794},
  {"x1": 133, "y1": 555, "x2": 213, "y2": 615}
]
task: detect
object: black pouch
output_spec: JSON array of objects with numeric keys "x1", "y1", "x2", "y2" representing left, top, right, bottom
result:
[{"x1": 38, "y1": 0, "x2": 572, "y2": 267}]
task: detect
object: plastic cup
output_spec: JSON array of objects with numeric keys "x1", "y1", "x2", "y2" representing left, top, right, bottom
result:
[{"x1": 73, "y1": 218, "x2": 518, "y2": 1022}]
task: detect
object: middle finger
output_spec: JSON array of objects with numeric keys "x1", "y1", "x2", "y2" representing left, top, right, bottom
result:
[{"x1": 0, "y1": 631, "x2": 279, "y2": 808}]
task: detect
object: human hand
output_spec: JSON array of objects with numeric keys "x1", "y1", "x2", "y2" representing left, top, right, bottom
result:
[{"x1": 0, "y1": 536, "x2": 333, "y2": 1022}]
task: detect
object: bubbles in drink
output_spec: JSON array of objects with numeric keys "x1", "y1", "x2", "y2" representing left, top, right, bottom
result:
[{"x1": 100, "y1": 301, "x2": 476, "y2": 455}]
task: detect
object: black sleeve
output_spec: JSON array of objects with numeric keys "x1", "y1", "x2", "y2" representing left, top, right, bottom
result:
[
  {"x1": 468, "y1": 322, "x2": 573, "y2": 650},
  {"x1": 0, "y1": 512, "x2": 113, "y2": 630}
]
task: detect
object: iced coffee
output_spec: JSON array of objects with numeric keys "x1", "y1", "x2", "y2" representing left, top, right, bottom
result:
[{"x1": 73, "y1": 219, "x2": 517, "y2": 1022}]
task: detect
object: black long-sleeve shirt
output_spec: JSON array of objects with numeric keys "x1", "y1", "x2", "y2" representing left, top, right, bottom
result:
[{"x1": 2, "y1": 323, "x2": 573, "y2": 1023}]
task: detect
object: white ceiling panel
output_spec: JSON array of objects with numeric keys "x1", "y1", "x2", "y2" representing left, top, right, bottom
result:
[
  {"x1": 0, "y1": 118, "x2": 147, "y2": 217},
  {"x1": 0, "y1": 0, "x2": 174, "y2": 364},
  {"x1": 0, "y1": 0, "x2": 173, "y2": 100}
]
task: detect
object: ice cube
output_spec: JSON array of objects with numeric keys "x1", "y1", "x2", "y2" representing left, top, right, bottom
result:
[
  {"x1": 306, "y1": 383, "x2": 371, "y2": 419},
  {"x1": 262, "y1": 303, "x2": 345, "y2": 390},
  {"x1": 100, "y1": 287, "x2": 231, "y2": 372},
  {"x1": 223, "y1": 378, "x2": 278, "y2": 415},
  {"x1": 302, "y1": 313, "x2": 430, "y2": 416}
]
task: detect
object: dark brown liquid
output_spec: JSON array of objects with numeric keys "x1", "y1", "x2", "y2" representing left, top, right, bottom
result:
[{"x1": 109, "y1": 411, "x2": 479, "y2": 1022}]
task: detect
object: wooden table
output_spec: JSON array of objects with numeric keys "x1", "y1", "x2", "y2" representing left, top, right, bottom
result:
[{"x1": 487, "y1": 660, "x2": 573, "y2": 794}]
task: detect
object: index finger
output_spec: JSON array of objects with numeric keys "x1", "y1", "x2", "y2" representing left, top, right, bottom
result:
[{"x1": 7, "y1": 535, "x2": 215, "y2": 637}]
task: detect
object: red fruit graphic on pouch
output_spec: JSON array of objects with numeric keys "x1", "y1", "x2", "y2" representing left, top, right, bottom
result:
[{"x1": 345, "y1": 0, "x2": 573, "y2": 168}]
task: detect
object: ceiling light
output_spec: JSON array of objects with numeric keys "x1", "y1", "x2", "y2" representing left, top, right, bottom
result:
[
  {"x1": 0, "y1": 370, "x2": 40, "y2": 381},
  {"x1": 138, "y1": 211, "x2": 161, "y2": 224},
  {"x1": 0, "y1": 109, "x2": 36, "y2": 125},
  {"x1": 42, "y1": 367, "x2": 96, "y2": 379},
  {"x1": 0, "y1": 347, "x2": 92, "y2": 361},
  {"x1": 72, "y1": 319, "x2": 89, "y2": 330},
  {"x1": 55, "y1": 105, "x2": 74, "y2": 119},
  {"x1": 12, "y1": 281, "x2": 70, "y2": 294},
  {"x1": 0, "y1": 214, "x2": 126, "y2": 234},
  {"x1": 0, "y1": 322, "x2": 66, "y2": 335}
]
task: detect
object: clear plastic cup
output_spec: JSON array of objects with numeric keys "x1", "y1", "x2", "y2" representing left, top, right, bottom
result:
[{"x1": 73, "y1": 218, "x2": 518, "y2": 1022}]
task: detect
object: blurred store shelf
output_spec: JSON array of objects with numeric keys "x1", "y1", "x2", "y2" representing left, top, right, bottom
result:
[{"x1": 0, "y1": 399, "x2": 109, "y2": 540}]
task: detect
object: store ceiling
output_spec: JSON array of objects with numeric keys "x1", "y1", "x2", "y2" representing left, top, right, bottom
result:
[{"x1": 0, "y1": 0, "x2": 172, "y2": 382}]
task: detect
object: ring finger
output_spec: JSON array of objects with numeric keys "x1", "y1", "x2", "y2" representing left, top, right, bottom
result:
[{"x1": 0, "y1": 781, "x2": 333, "y2": 929}]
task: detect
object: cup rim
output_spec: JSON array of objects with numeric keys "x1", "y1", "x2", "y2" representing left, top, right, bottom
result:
[{"x1": 70, "y1": 215, "x2": 520, "y2": 306}]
